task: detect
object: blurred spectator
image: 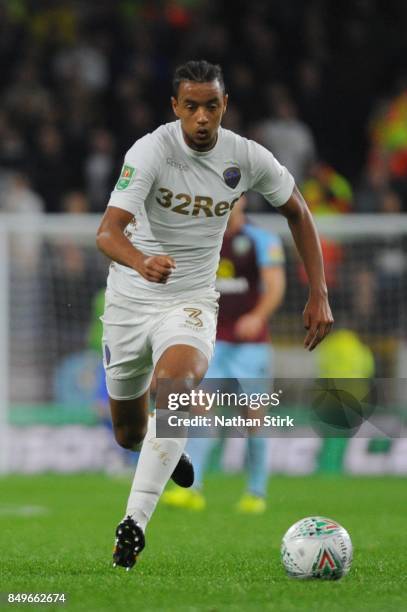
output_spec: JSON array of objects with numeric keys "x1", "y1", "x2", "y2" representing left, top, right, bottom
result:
[
  {"x1": 380, "y1": 190, "x2": 403, "y2": 213},
  {"x1": 30, "y1": 125, "x2": 71, "y2": 212},
  {"x1": 0, "y1": 172, "x2": 44, "y2": 268},
  {"x1": 348, "y1": 190, "x2": 407, "y2": 337},
  {"x1": 301, "y1": 163, "x2": 353, "y2": 215},
  {"x1": 0, "y1": 112, "x2": 27, "y2": 170},
  {"x1": 228, "y1": 63, "x2": 257, "y2": 118},
  {"x1": 183, "y1": 23, "x2": 230, "y2": 66},
  {"x1": 30, "y1": 3, "x2": 78, "y2": 44},
  {"x1": 0, "y1": 2, "x2": 407, "y2": 212},
  {"x1": 296, "y1": 60, "x2": 324, "y2": 128},
  {"x1": 297, "y1": 238, "x2": 344, "y2": 292},
  {"x1": 366, "y1": 90, "x2": 407, "y2": 209},
  {"x1": 62, "y1": 190, "x2": 89, "y2": 214},
  {"x1": 370, "y1": 90, "x2": 407, "y2": 180},
  {"x1": 350, "y1": 267, "x2": 376, "y2": 330},
  {"x1": 356, "y1": 151, "x2": 406, "y2": 213},
  {"x1": 355, "y1": 154, "x2": 390, "y2": 212},
  {"x1": 45, "y1": 191, "x2": 105, "y2": 357},
  {"x1": 116, "y1": 100, "x2": 155, "y2": 152},
  {"x1": 255, "y1": 86, "x2": 317, "y2": 184},
  {"x1": 3, "y1": 60, "x2": 53, "y2": 131},
  {"x1": 3, "y1": 172, "x2": 46, "y2": 401},
  {"x1": 53, "y1": 33, "x2": 110, "y2": 92},
  {"x1": 85, "y1": 129, "x2": 116, "y2": 211},
  {"x1": 317, "y1": 329, "x2": 375, "y2": 379},
  {"x1": 222, "y1": 103, "x2": 244, "y2": 134},
  {"x1": 1, "y1": 172, "x2": 44, "y2": 215},
  {"x1": 374, "y1": 198, "x2": 407, "y2": 333}
]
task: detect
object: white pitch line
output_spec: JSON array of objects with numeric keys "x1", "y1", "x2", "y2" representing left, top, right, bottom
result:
[{"x1": 0, "y1": 504, "x2": 50, "y2": 517}]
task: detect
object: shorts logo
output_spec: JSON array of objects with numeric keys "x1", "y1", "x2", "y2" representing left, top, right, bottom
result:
[
  {"x1": 116, "y1": 164, "x2": 135, "y2": 190},
  {"x1": 183, "y1": 308, "x2": 203, "y2": 328},
  {"x1": 223, "y1": 166, "x2": 241, "y2": 188},
  {"x1": 104, "y1": 345, "x2": 111, "y2": 365}
]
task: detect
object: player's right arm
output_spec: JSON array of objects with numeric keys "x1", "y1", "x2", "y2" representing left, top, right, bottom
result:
[
  {"x1": 97, "y1": 133, "x2": 176, "y2": 283},
  {"x1": 96, "y1": 206, "x2": 176, "y2": 284}
]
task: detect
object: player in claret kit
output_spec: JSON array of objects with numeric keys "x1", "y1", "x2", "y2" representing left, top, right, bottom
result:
[
  {"x1": 162, "y1": 196, "x2": 286, "y2": 513},
  {"x1": 96, "y1": 59, "x2": 333, "y2": 569}
]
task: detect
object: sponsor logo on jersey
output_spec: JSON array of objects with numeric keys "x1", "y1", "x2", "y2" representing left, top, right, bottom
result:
[
  {"x1": 223, "y1": 166, "x2": 241, "y2": 188},
  {"x1": 166, "y1": 157, "x2": 189, "y2": 171},
  {"x1": 116, "y1": 164, "x2": 135, "y2": 190},
  {"x1": 156, "y1": 187, "x2": 243, "y2": 217}
]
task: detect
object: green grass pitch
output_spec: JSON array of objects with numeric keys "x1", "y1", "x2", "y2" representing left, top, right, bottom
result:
[{"x1": 0, "y1": 474, "x2": 405, "y2": 611}]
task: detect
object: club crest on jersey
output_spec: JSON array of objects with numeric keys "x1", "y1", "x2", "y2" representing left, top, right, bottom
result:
[{"x1": 223, "y1": 166, "x2": 241, "y2": 188}]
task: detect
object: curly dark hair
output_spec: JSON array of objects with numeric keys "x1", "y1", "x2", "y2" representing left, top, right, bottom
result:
[{"x1": 172, "y1": 60, "x2": 225, "y2": 97}]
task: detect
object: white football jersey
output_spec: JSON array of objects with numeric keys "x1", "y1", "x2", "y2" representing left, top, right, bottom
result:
[{"x1": 107, "y1": 120, "x2": 294, "y2": 299}]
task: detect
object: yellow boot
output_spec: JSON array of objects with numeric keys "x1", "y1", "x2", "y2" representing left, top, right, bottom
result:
[
  {"x1": 161, "y1": 487, "x2": 206, "y2": 511},
  {"x1": 236, "y1": 493, "x2": 266, "y2": 514}
]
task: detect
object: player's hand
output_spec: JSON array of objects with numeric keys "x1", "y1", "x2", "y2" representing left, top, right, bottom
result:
[
  {"x1": 303, "y1": 292, "x2": 334, "y2": 351},
  {"x1": 135, "y1": 254, "x2": 176, "y2": 283},
  {"x1": 234, "y1": 312, "x2": 265, "y2": 341}
]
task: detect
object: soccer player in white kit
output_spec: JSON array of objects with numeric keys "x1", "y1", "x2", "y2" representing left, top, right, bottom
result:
[{"x1": 96, "y1": 60, "x2": 333, "y2": 569}]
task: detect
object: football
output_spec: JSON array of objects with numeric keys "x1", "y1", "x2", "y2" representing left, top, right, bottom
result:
[{"x1": 281, "y1": 516, "x2": 353, "y2": 580}]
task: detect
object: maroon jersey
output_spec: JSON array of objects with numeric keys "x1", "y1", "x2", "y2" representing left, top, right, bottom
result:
[{"x1": 215, "y1": 223, "x2": 284, "y2": 343}]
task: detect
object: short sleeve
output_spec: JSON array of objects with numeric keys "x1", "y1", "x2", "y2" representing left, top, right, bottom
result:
[
  {"x1": 244, "y1": 225, "x2": 285, "y2": 267},
  {"x1": 108, "y1": 134, "x2": 158, "y2": 215},
  {"x1": 248, "y1": 140, "x2": 294, "y2": 207}
]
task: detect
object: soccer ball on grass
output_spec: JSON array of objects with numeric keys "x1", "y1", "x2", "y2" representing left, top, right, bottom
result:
[{"x1": 281, "y1": 516, "x2": 353, "y2": 580}]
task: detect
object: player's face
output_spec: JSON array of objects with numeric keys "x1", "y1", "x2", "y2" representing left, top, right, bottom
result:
[{"x1": 171, "y1": 80, "x2": 228, "y2": 151}]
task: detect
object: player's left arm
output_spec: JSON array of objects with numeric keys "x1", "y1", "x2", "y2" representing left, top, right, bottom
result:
[
  {"x1": 277, "y1": 185, "x2": 333, "y2": 351},
  {"x1": 234, "y1": 266, "x2": 286, "y2": 341},
  {"x1": 247, "y1": 139, "x2": 332, "y2": 350}
]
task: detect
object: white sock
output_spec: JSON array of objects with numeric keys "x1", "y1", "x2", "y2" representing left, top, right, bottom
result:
[{"x1": 125, "y1": 410, "x2": 187, "y2": 531}]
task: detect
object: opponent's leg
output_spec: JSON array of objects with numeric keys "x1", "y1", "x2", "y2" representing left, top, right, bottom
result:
[
  {"x1": 187, "y1": 436, "x2": 213, "y2": 491},
  {"x1": 125, "y1": 345, "x2": 207, "y2": 536},
  {"x1": 230, "y1": 343, "x2": 272, "y2": 514},
  {"x1": 236, "y1": 436, "x2": 267, "y2": 514},
  {"x1": 247, "y1": 436, "x2": 268, "y2": 498}
]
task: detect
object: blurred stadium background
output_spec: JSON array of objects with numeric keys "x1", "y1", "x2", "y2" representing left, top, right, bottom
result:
[{"x1": 1, "y1": 0, "x2": 407, "y2": 476}]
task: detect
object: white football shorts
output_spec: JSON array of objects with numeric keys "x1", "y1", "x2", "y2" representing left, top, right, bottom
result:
[{"x1": 101, "y1": 287, "x2": 218, "y2": 400}]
